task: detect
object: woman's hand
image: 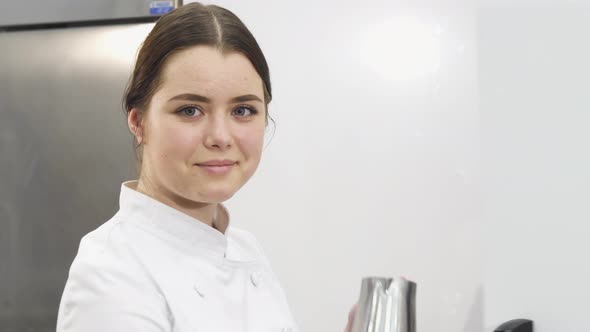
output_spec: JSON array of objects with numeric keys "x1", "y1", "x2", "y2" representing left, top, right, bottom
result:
[{"x1": 344, "y1": 303, "x2": 358, "y2": 332}]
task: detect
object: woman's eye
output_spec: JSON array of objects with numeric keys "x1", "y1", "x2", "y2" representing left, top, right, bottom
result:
[
  {"x1": 177, "y1": 106, "x2": 201, "y2": 117},
  {"x1": 233, "y1": 105, "x2": 257, "y2": 117}
]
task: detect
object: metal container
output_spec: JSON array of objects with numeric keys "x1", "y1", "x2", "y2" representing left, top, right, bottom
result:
[{"x1": 352, "y1": 277, "x2": 417, "y2": 332}]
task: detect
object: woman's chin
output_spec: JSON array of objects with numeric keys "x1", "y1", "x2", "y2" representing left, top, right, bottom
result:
[{"x1": 192, "y1": 190, "x2": 235, "y2": 204}]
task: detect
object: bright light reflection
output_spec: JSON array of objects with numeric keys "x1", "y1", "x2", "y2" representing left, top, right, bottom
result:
[
  {"x1": 99, "y1": 23, "x2": 155, "y2": 66},
  {"x1": 71, "y1": 23, "x2": 155, "y2": 68}
]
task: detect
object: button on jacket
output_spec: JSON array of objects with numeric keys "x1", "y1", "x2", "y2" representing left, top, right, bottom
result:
[{"x1": 56, "y1": 180, "x2": 299, "y2": 332}]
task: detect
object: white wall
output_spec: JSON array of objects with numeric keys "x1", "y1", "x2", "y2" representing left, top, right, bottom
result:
[
  {"x1": 188, "y1": 1, "x2": 481, "y2": 331},
  {"x1": 185, "y1": 1, "x2": 590, "y2": 331},
  {"x1": 481, "y1": 2, "x2": 590, "y2": 332}
]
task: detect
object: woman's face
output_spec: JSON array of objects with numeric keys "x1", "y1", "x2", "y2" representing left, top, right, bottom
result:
[{"x1": 134, "y1": 45, "x2": 266, "y2": 204}]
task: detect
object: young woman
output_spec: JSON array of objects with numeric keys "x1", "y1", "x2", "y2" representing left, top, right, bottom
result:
[{"x1": 56, "y1": 2, "x2": 357, "y2": 331}]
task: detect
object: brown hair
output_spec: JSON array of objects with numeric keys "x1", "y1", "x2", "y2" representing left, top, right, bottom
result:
[{"x1": 123, "y1": 2, "x2": 273, "y2": 172}]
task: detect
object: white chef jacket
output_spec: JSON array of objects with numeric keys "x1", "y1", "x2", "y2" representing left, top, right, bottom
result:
[{"x1": 56, "y1": 180, "x2": 299, "y2": 332}]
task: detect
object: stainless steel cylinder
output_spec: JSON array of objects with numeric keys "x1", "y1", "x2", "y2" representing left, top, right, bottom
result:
[{"x1": 352, "y1": 277, "x2": 417, "y2": 332}]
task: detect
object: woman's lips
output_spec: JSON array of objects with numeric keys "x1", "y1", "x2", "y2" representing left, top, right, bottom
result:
[{"x1": 196, "y1": 162, "x2": 236, "y2": 175}]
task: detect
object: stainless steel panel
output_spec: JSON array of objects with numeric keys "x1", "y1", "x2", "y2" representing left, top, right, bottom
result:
[
  {"x1": 0, "y1": 23, "x2": 152, "y2": 331},
  {"x1": 0, "y1": 0, "x2": 157, "y2": 26}
]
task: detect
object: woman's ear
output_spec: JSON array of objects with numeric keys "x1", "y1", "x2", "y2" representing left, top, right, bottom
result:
[{"x1": 127, "y1": 108, "x2": 144, "y2": 145}]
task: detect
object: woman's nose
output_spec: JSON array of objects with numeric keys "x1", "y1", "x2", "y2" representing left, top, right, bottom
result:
[{"x1": 204, "y1": 115, "x2": 233, "y2": 150}]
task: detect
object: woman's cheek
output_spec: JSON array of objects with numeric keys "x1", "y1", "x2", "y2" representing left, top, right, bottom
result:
[
  {"x1": 239, "y1": 126, "x2": 264, "y2": 158},
  {"x1": 162, "y1": 124, "x2": 199, "y2": 160}
]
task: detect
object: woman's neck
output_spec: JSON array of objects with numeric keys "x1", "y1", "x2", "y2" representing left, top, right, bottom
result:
[{"x1": 134, "y1": 178, "x2": 226, "y2": 233}]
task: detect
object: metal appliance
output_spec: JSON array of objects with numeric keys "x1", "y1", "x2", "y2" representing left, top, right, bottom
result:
[{"x1": 0, "y1": 1, "x2": 181, "y2": 330}]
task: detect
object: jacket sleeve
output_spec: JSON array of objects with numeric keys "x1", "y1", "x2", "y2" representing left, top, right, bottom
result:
[{"x1": 56, "y1": 234, "x2": 172, "y2": 332}]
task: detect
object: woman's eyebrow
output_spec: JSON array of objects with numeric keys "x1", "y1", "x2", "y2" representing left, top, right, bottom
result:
[{"x1": 168, "y1": 93, "x2": 262, "y2": 103}]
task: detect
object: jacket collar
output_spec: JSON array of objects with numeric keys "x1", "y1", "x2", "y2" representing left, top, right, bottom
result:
[{"x1": 118, "y1": 180, "x2": 230, "y2": 261}]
